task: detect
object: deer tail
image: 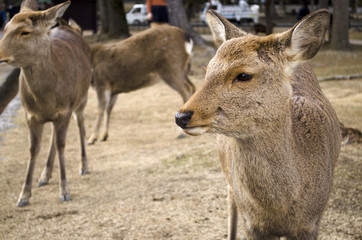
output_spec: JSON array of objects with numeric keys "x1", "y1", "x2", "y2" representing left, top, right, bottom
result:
[{"x1": 184, "y1": 33, "x2": 194, "y2": 57}]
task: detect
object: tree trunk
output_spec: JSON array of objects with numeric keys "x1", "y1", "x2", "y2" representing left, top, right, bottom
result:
[
  {"x1": 265, "y1": 0, "x2": 274, "y2": 35},
  {"x1": 166, "y1": 0, "x2": 206, "y2": 46},
  {"x1": 318, "y1": 0, "x2": 329, "y2": 9},
  {"x1": 105, "y1": 0, "x2": 130, "y2": 38},
  {"x1": 270, "y1": 0, "x2": 278, "y2": 18},
  {"x1": 98, "y1": 0, "x2": 108, "y2": 34},
  {"x1": 331, "y1": 0, "x2": 350, "y2": 50}
]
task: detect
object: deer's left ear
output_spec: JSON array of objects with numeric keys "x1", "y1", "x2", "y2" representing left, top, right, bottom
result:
[
  {"x1": 281, "y1": 9, "x2": 330, "y2": 62},
  {"x1": 42, "y1": 1, "x2": 71, "y2": 27},
  {"x1": 206, "y1": 10, "x2": 248, "y2": 48}
]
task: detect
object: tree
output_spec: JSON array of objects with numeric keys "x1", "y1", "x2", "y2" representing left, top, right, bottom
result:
[
  {"x1": 98, "y1": 0, "x2": 130, "y2": 38},
  {"x1": 331, "y1": 0, "x2": 350, "y2": 50},
  {"x1": 318, "y1": 0, "x2": 329, "y2": 9},
  {"x1": 97, "y1": 0, "x2": 109, "y2": 34},
  {"x1": 265, "y1": 0, "x2": 275, "y2": 35},
  {"x1": 166, "y1": 0, "x2": 206, "y2": 46}
]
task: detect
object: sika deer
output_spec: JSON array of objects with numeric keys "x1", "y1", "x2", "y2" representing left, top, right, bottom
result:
[
  {"x1": 176, "y1": 10, "x2": 341, "y2": 239},
  {"x1": 0, "y1": 0, "x2": 92, "y2": 207},
  {"x1": 87, "y1": 25, "x2": 195, "y2": 145}
]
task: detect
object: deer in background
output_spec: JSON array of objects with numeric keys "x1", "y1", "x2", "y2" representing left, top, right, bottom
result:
[
  {"x1": 0, "y1": 19, "x2": 82, "y2": 116},
  {"x1": 176, "y1": 10, "x2": 341, "y2": 240},
  {"x1": 0, "y1": 0, "x2": 92, "y2": 207},
  {"x1": 87, "y1": 25, "x2": 195, "y2": 145},
  {"x1": 0, "y1": 68, "x2": 20, "y2": 114}
]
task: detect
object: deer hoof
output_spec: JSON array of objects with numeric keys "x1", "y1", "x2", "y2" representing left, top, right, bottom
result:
[
  {"x1": 79, "y1": 169, "x2": 89, "y2": 175},
  {"x1": 87, "y1": 135, "x2": 97, "y2": 145},
  {"x1": 37, "y1": 180, "x2": 49, "y2": 187},
  {"x1": 101, "y1": 134, "x2": 108, "y2": 142},
  {"x1": 60, "y1": 194, "x2": 71, "y2": 202},
  {"x1": 16, "y1": 198, "x2": 29, "y2": 207}
]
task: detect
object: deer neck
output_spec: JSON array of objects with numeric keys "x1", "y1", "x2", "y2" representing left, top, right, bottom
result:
[
  {"x1": 20, "y1": 42, "x2": 54, "y2": 83},
  {"x1": 219, "y1": 115, "x2": 300, "y2": 208},
  {"x1": 19, "y1": 45, "x2": 56, "y2": 99},
  {"x1": 234, "y1": 111, "x2": 295, "y2": 165}
]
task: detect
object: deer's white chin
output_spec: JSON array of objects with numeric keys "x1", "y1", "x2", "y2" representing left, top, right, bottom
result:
[
  {"x1": 183, "y1": 126, "x2": 209, "y2": 136},
  {"x1": 0, "y1": 57, "x2": 14, "y2": 64}
]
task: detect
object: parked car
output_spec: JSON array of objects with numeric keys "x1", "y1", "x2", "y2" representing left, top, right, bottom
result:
[
  {"x1": 200, "y1": 0, "x2": 259, "y2": 23},
  {"x1": 126, "y1": 4, "x2": 148, "y2": 25}
]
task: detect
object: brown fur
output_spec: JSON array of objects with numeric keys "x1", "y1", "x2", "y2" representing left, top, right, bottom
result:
[
  {"x1": 0, "y1": 1, "x2": 92, "y2": 207},
  {"x1": 0, "y1": 68, "x2": 20, "y2": 114},
  {"x1": 176, "y1": 10, "x2": 341, "y2": 239},
  {"x1": 87, "y1": 25, "x2": 195, "y2": 144}
]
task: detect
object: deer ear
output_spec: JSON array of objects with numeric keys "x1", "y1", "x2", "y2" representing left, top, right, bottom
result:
[
  {"x1": 283, "y1": 9, "x2": 330, "y2": 62},
  {"x1": 206, "y1": 10, "x2": 247, "y2": 48},
  {"x1": 42, "y1": 1, "x2": 71, "y2": 27}
]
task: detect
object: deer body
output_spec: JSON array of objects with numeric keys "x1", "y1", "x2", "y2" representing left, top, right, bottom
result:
[
  {"x1": 176, "y1": 10, "x2": 341, "y2": 239},
  {"x1": 88, "y1": 25, "x2": 195, "y2": 144},
  {"x1": 0, "y1": 1, "x2": 92, "y2": 207},
  {"x1": 20, "y1": 26, "x2": 90, "y2": 120}
]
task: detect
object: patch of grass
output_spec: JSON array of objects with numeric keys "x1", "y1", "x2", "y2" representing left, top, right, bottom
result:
[
  {"x1": 320, "y1": 79, "x2": 362, "y2": 129},
  {"x1": 349, "y1": 28, "x2": 362, "y2": 41},
  {"x1": 162, "y1": 151, "x2": 218, "y2": 169},
  {"x1": 311, "y1": 44, "x2": 362, "y2": 78}
]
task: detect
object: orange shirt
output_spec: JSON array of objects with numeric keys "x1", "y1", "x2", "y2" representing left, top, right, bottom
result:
[{"x1": 146, "y1": 0, "x2": 167, "y2": 13}]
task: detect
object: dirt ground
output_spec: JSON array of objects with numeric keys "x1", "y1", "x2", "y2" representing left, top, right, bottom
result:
[{"x1": 0, "y1": 45, "x2": 361, "y2": 240}]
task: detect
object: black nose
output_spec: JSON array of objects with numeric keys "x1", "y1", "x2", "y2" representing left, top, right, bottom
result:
[{"x1": 175, "y1": 111, "x2": 193, "y2": 129}]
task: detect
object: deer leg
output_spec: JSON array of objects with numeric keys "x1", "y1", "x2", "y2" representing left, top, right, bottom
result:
[
  {"x1": 228, "y1": 186, "x2": 238, "y2": 240},
  {"x1": 285, "y1": 227, "x2": 319, "y2": 240},
  {"x1": 17, "y1": 116, "x2": 44, "y2": 207},
  {"x1": 37, "y1": 124, "x2": 56, "y2": 187},
  {"x1": 74, "y1": 97, "x2": 89, "y2": 175},
  {"x1": 87, "y1": 88, "x2": 107, "y2": 145},
  {"x1": 54, "y1": 114, "x2": 72, "y2": 202},
  {"x1": 244, "y1": 228, "x2": 282, "y2": 240},
  {"x1": 159, "y1": 69, "x2": 195, "y2": 103},
  {"x1": 101, "y1": 93, "x2": 117, "y2": 142}
]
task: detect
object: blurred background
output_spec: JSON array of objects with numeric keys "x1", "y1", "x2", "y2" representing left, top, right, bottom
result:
[{"x1": 0, "y1": 0, "x2": 360, "y2": 50}]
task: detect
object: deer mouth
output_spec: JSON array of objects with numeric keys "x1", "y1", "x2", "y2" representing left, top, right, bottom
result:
[
  {"x1": 183, "y1": 125, "x2": 210, "y2": 136},
  {"x1": 0, "y1": 57, "x2": 14, "y2": 64}
]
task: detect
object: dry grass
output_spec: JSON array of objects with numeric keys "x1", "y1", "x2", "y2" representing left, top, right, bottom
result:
[
  {"x1": 311, "y1": 45, "x2": 362, "y2": 78},
  {"x1": 0, "y1": 43, "x2": 361, "y2": 240},
  {"x1": 349, "y1": 28, "x2": 362, "y2": 41}
]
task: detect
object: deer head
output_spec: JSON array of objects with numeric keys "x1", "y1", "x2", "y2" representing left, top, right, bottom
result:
[
  {"x1": 176, "y1": 10, "x2": 329, "y2": 139},
  {"x1": 0, "y1": 1, "x2": 70, "y2": 67}
]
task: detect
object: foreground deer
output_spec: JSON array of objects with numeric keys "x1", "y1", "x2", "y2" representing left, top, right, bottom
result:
[
  {"x1": 87, "y1": 25, "x2": 195, "y2": 144},
  {"x1": 176, "y1": 10, "x2": 341, "y2": 239},
  {"x1": 0, "y1": 0, "x2": 92, "y2": 207}
]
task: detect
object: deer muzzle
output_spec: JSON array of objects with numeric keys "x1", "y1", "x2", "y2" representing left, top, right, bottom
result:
[
  {"x1": 175, "y1": 110, "x2": 210, "y2": 136},
  {"x1": 0, "y1": 56, "x2": 14, "y2": 64},
  {"x1": 175, "y1": 111, "x2": 193, "y2": 129}
]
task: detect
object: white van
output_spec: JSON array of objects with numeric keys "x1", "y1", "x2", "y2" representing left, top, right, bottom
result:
[
  {"x1": 200, "y1": 0, "x2": 259, "y2": 23},
  {"x1": 126, "y1": 4, "x2": 148, "y2": 25}
]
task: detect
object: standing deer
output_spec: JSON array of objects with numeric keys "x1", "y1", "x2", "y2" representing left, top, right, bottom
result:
[
  {"x1": 0, "y1": 0, "x2": 92, "y2": 207},
  {"x1": 176, "y1": 10, "x2": 341, "y2": 240},
  {"x1": 87, "y1": 25, "x2": 195, "y2": 145}
]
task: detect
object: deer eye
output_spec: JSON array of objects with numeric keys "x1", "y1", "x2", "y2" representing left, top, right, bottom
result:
[
  {"x1": 20, "y1": 31, "x2": 31, "y2": 36},
  {"x1": 234, "y1": 73, "x2": 253, "y2": 83}
]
